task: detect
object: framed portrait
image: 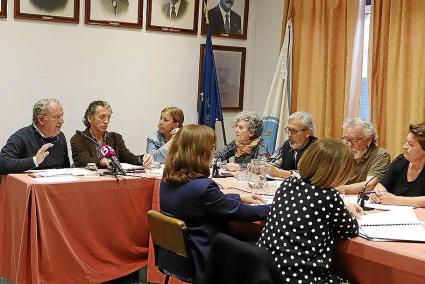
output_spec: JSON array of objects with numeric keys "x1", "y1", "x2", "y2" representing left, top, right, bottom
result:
[
  {"x1": 85, "y1": 0, "x2": 143, "y2": 29},
  {"x1": 0, "y1": 0, "x2": 6, "y2": 18},
  {"x1": 201, "y1": 0, "x2": 249, "y2": 40},
  {"x1": 14, "y1": 0, "x2": 79, "y2": 23},
  {"x1": 198, "y1": 44, "x2": 246, "y2": 111},
  {"x1": 146, "y1": 0, "x2": 199, "y2": 35}
]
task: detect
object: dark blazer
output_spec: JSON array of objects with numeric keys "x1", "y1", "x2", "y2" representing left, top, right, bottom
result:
[
  {"x1": 70, "y1": 128, "x2": 142, "y2": 167},
  {"x1": 272, "y1": 136, "x2": 318, "y2": 170},
  {"x1": 162, "y1": 0, "x2": 188, "y2": 19},
  {"x1": 208, "y1": 4, "x2": 241, "y2": 34},
  {"x1": 0, "y1": 125, "x2": 70, "y2": 175},
  {"x1": 160, "y1": 178, "x2": 269, "y2": 284}
]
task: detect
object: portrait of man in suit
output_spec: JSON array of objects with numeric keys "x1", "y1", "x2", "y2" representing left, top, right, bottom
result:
[
  {"x1": 208, "y1": 0, "x2": 242, "y2": 35},
  {"x1": 162, "y1": 0, "x2": 188, "y2": 20},
  {"x1": 29, "y1": 0, "x2": 67, "y2": 11}
]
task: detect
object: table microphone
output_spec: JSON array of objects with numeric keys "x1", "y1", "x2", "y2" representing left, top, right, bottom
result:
[
  {"x1": 212, "y1": 138, "x2": 249, "y2": 178},
  {"x1": 98, "y1": 143, "x2": 126, "y2": 175},
  {"x1": 76, "y1": 130, "x2": 126, "y2": 176},
  {"x1": 357, "y1": 174, "x2": 379, "y2": 211}
]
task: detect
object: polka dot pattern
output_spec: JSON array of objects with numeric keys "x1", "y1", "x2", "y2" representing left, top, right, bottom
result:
[{"x1": 257, "y1": 177, "x2": 359, "y2": 283}]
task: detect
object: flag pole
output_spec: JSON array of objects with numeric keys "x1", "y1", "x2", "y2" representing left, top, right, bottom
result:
[{"x1": 203, "y1": 1, "x2": 227, "y2": 146}]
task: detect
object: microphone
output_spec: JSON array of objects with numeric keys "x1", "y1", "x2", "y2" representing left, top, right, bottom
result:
[
  {"x1": 76, "y1": 130, "x2": 126, "y2": 175},
  {"x1": 98, "y1": 143, "x2": 126, "y2": 175},
  {"x1": 357, "y1": 174, "x2": 379, "y2": 211},
  {"x1": 268, "y1": 145, "x2": 283, "y2": 163},
  {"x1": 212, "y1": 138, "x2": 251, "y2": 178}
]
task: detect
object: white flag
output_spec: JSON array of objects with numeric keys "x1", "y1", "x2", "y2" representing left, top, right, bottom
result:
[{"x1": 262, "y1": 20, "x2": 293, "y2": 154}]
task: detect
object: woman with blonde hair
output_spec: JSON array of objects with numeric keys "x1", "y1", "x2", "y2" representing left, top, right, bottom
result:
[
  {"x1": 258, "y1": 139, "x2": 363, "y2": 283},
  {"x1": 146, "y1": 106, "x2": 184, "y2": 163},
  {"x1": 160, "y1": 124, "x2": 270, "y2": 284},
  {"x1": 371, "y1": 123, "x2": 425, "y2": 207}
]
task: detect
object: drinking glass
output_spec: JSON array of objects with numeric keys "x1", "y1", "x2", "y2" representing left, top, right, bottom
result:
[{"x1": 246, "y1": 159, "x2": 267, "y2": 193}]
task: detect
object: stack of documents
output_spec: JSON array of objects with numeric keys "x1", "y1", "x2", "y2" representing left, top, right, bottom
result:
[{"x1": 358, "y1": 207, "x2": 425, "y2": 242}]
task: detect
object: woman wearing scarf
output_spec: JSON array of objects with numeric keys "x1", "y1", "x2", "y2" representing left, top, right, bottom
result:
[{"x1": 216, "y1": 111, "x2": 269, "y2": 171}]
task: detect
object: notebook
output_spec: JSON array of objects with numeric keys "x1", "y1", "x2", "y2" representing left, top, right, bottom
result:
[{"x1": 358, "y1": 207, "x2": 425, "y2": 242}]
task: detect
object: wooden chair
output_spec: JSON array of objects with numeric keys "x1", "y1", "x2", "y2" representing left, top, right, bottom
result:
[{"x1": 147, "y1": 210, "x2": 192, "y2": 284}]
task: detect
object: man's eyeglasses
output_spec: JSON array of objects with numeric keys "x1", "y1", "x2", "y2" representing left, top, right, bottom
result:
[
  {"x1": 284, "y1": 127, "x2": 307, "y2": 135},
  {"x1": 342, "y1": 136, "x2": 364, "y2": 145}
]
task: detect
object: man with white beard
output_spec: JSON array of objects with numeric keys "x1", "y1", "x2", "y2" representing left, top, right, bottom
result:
[
  {"x1": 337, "y1": 118, "x2": 391, "y2": 194},
  {"x1": 266, "y1": 112, "x2": 317, "y2": 179}
]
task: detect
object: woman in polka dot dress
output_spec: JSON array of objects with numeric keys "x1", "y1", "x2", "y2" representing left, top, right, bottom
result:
[{"x1": 258, "y1": 139, "x2": 363, "y2": 284}]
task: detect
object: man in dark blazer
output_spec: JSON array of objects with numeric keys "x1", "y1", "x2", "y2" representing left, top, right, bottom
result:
[
  {"x1": 208, "y1": 0, "x2": 241, "y2": 35},
  {"x1": 162, "y1": 0, "x2": 188, "y2": 20}
]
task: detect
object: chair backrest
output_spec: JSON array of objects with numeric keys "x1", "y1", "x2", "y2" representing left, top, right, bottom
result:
[
  {"x1": 205, "y1": 233, "x2": 284, "y2": 284},
  {"x1": 147, "y1": 210, "x2": 188, "y2": 258}
]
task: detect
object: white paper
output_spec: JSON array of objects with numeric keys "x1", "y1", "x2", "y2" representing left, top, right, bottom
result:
[
  {"x1": 32, "y1": 176, "x2": 81, "y2": 183},
  {"x1": 358, "y1": 207, "x2": 425, "y2": 242}
]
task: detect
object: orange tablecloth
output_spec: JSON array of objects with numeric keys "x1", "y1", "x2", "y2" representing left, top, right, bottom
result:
[
  {"x1": 335, "y1": 209, "x2": 425, "y2": 284},
  {"x1": 0, "y1": 174, "x2": 155, "y2": 284},
  {"x1": 147, "y1": 177, "x2": 425, "y2": 284}
]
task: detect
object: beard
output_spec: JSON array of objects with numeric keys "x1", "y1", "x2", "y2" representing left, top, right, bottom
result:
[{"x1": 351, "y1": 147, "x2": 368, "y2": 160}]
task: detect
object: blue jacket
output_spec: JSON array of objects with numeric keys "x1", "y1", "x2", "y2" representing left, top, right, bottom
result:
[{"x1": 160, "y1": 177, "x2": 269, "y2": 284}]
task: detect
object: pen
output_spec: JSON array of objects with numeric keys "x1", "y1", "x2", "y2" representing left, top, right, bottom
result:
[{"x1": 28, "y1": 174, "x2": 37, "y2": 178}]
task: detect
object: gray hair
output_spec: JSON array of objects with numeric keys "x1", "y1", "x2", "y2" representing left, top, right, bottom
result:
[
  {"x1": 233, "y1": 110, "x2": 263, "y2": 138},
  {"x1": 288, "y1": 111, "x2": 315, "y2": 135},
  {"x1": 83, "y1": 100, "x2": 112, "y2": 127},
  {"x1": 32, "y1": 98, "x2": 61, "y2": 124},
  {"x1": 343, "y1": 117, "x2": 378, "y2": 145}
]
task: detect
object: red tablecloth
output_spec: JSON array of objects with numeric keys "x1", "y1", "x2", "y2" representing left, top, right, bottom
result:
[
  {"x1": 0, "y1": 174, "x2": 155, "y2": 284},
  {"x1": 147, "y1": 177, "x2": 425, "y2": 284}
]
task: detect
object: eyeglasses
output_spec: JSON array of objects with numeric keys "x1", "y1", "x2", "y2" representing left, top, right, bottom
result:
[
  {"x1": 342, "y1": 136, "x2": 364, "y2": 145},
  {"x1": 284, "y1": 127, "x2": 307, "y2": 135}
]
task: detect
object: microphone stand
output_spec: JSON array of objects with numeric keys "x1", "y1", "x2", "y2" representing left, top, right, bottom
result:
[{"x1": 357, "y1": 175, "x2": 378, "y2": 211}]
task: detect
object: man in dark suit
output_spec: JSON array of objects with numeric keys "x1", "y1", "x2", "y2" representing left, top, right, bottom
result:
[
  {"x1": 208, "y1": 0, "x2": 242, "y2": 35},
  {"x1": 162, "y1": 0, "x2": 188, "y2": 20}
]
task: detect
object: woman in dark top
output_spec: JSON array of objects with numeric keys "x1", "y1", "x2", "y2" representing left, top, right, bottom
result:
[
  {"x1": 371, "y1": 123, "x2": 425, "y2": 207},
  {"x1": 257, "y1": 139, "x2": 363, "y2": 284},
  {"x1": 160, "y1": 124, "x2": 270, "y2": 284},
  {"x1": 215, "y1": 111, "x2": 269, "y2": 171}
]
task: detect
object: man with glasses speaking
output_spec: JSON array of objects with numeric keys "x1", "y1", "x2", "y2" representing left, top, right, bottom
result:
[
  {"x1": 0, "y1": 98, "x2": 70, "y2": 175},
  {"x1": 336, "y1": 118, "x2": 390, "y2": 194},
  {"x1": 267, "y1": 112, "x2": 317, "y2": 179}
]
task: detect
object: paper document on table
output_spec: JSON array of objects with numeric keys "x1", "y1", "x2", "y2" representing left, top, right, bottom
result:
[
  {"x1": 33, "y1": 176, "x2": 81, "y2": 183},
  {"x1": 358, "y1": 207, "x2": 425, "y2": 242},
  {"x1": 120, "y1": 163, "x2": 144, "y2": 171},
  {"x1": 364, "y1": 202, "x2": 414, "y2": 211},
  {"x1": 27, "y1": 168, "x2": 96, "y2": 177}
]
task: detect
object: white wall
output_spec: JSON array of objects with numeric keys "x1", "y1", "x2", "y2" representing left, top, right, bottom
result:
[{"x1": 0, "y1": 0, "x2": 283, "y2": 160}]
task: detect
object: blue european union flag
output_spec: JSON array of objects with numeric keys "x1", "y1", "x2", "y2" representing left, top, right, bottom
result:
[{"x1": 198, "y1": 28, "x2": 223, "y2": 129}]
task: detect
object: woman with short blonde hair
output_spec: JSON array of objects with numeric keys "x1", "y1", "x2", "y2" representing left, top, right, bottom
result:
[{"x1": 258, "y1": 139, "x2": 362, "y2": 283}]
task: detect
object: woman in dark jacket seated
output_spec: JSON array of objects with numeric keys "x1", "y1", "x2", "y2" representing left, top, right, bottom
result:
[
  {"x1": 215, "y1": 111, "x2": 269, "y2": 171},
  {"x1": 371, "y1": 123, "x2": 425, "y2": 207},
  {"x1": 258, "y1": 139, "x2": 363, "y2": 283},
  {"x1": 160, "y1": 124, "x2": 270, "y2": 284}
]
